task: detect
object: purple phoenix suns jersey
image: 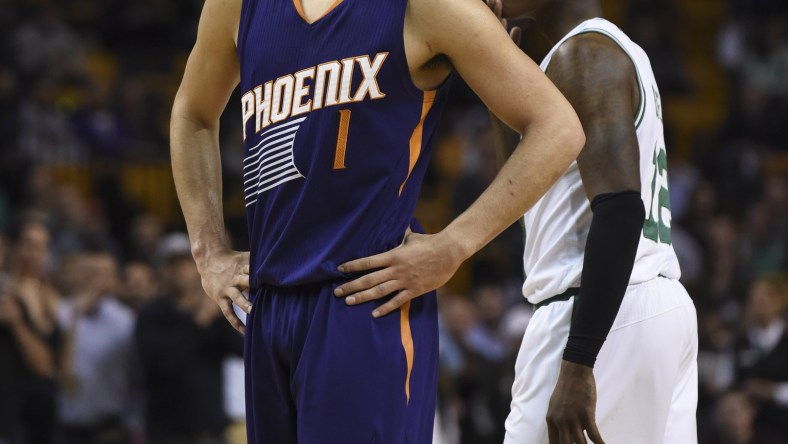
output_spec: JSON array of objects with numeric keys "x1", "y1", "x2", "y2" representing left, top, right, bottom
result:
[{"x1": 237, "y1": 0, "x2": 451, "y2": 287}]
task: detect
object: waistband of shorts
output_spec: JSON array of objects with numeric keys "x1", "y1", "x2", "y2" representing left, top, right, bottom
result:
[
  {"x1": 534, "y1": 287, "x2": 580, "y2": 311},
  {"x1": 251, "y1": 278, "x2": 341, "y2": 294},
  {"x1": 251, "y1": 270, "x2": 389, "y2": 292},
  {"x1": 532, "y1": 275, "x2": 679, "y2": 312}
]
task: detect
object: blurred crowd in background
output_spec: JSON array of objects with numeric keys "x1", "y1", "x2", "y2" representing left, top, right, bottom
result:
[{"x1": 0, "y1": 0, "x2": 786, "y2": 443}]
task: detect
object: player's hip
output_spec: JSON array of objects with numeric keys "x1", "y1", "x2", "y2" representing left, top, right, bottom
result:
[
  {"x1": 529, "y1": 276, "x2": 693, "y2": 333},
  {"x1": 245, "y1": 282, "x2": 439, "y2": 354}
]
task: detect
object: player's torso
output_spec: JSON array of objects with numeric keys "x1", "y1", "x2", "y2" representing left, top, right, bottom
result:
[
  {"x1": 237, "y1": 0, "x2": 449, "y2": 287},
  {"x1": 522, "y1": 18, "x2": 680, "y2": 304}
]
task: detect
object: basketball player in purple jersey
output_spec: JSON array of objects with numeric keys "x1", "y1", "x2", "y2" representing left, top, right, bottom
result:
[{"x1": 170, "y1": 0, "x2": 584, "y2": 441}]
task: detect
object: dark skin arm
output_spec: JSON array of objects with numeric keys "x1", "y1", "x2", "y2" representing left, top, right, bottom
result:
[
  {"x1": 553, "y1": 34, "x2": 641, "y2": 198},
  {"x1": 543, "y1": 34, "x2": 641, "y2": 444}
]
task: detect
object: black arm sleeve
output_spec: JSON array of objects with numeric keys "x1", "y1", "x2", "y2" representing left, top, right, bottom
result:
[{"x1": 563, "y1": 190, "x2": 646, "y2": 367}]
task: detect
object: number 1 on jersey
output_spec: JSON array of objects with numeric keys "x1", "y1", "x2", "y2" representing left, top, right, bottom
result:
[{"x1": 333, "y1": 109, "x2": 351, "y2": 169}]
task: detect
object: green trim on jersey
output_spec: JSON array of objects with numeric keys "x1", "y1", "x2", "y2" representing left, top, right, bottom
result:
[{"x1": 569, "y1": 29, "x2": 647, "y2": 129}]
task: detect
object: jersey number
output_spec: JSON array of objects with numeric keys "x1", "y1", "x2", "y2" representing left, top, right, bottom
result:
[
  {"x1": 333, "y1": 109, "x2": 351, "y2": 169},
  {"x1": 643, "y1": 143, "x2": 672, "y2": 244}
]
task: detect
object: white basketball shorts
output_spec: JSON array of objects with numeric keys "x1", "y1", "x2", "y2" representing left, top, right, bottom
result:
[{"x1": 505, "y1": 277, "x2": 698, "y2": 444}]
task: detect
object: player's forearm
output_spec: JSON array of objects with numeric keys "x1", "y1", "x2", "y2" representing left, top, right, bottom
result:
[
  {"x1": 170, "y1": 110, "x2": 229, "y2": 265},
  {"x1": 488, "y1": 112, "x2": 520, "y2": 167},
  {"x1": 564, "y1": 191, "x2": 644, "y2": 367},
  {"x1": 443, "y1": 115, "x2": 584, "y2": 259}
]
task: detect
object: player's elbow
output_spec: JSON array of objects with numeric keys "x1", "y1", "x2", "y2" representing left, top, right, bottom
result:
[{"x1": 170, "y1": 90, "x2": 218, "y2": 134}]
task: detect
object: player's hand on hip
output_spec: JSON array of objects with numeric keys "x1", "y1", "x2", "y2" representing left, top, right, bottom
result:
[
  {"x1": 197, "y1": 250, "x2": 251, "y2": 334},
  {"x1": 334, "y1": 231, "x2": 464, "y2": 318},
  {"x1": 546, "y1": 360, "x2": 606, "y2": 444}
]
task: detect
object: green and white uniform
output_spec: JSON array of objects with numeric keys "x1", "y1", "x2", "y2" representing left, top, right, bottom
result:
[
  {"x1": 522, "y1": 17, "x2": 679, "y2": 306},
  {"x1": 505, "y1": 18, "x2": 698, "y2": 444}
]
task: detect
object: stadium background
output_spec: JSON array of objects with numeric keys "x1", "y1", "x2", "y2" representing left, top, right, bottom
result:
[{"x1": 0, "y1": 0, "x2": 786, "y2": 443}]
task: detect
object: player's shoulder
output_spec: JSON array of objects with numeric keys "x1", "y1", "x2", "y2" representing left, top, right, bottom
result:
[
  {"x1": 199, "y1": 0, "x2": 243, "y2": 45},
  {"x1": 406, "y1": 0, "x2": 495, "y2": 31},
  {"x1": 553, "y1": 32, "x2": 633, "y2": 76},
  {"x1": 549, "y1": 31, "x2": 636, "y2": 88},
  {"x1": 407, "y1": 0, "x2": 455, "y2": 14},
  {"x1": 202, "y1": 0, "x2": 243, "y2": 21},
  {"x1": 404, "y1": 0, "x2": 505, "y2": 67}
]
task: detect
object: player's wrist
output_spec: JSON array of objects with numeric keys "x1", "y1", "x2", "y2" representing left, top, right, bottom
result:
[
  {"x1": 437, "y1": 227, "x2": 476, "y2": 264},
  {"x1": 559, "y1": 358, "x2": 595, "y2": 375},
  {"x1": 191, "y1": 237, "x2": 232, "y2": 269},
  {"x1": 562, "y1": 335, "x2": 604, "y2": 368}
]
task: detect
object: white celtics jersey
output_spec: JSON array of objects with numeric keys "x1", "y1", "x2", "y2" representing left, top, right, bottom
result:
[{"x1": 522, "y1": 18, "x2": 681, "y2": 305}]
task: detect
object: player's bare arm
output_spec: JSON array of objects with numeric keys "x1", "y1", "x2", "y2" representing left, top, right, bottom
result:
[
  {"x1": 484, "y1": 0, "x2": 524, "y2": 164},
  {"x1": 334, "y1": 0, "x2": 585, "y2": 317},
  {"x1": 541, "y1": 34, "x2": 645, "y2": 444},
  {"x1": 171, "y1": 0, "x2": 251, "y2": 333}
]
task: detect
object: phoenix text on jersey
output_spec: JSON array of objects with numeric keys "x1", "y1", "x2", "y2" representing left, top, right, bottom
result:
[{"x1": 241, "y1": 52, "x2": 388, "y2": 140}]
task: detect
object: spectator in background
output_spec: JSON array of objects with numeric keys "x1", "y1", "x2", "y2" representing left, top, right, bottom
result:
[
  {"x1": 135, "y1": 233, "x2": 243, "y2": 444},
  {"x1": 740, "y1": 16, "x2": 788, "y2": 98},
  {"x1": 741, "y1": 202, "x2": 787, "y2": 283},
  {"x1": 679, "y1": 181, "x2": 719, "y2": 249},
  {"x1": 125, "y1": 212, "x2": 164, "y2": 264},
  {"x1": 17, "y1": 76, "x2": 88, "y2": 165},
  {"x1": 468, "y1": 286, "x2": 508, "y2": 362},
  {"x1": 0, "y1": 65, "x2": 21, "y2": 169},
  {"x1": 626, "y1": 10, "x2": 693, "y2": 95},
  {"x1": 117, "y1": 261, "x2": 158, "y2": 312},
  {"x1": 0, "y1": 218, "x2": 61, "y2": 444},
  {"x1": 70, "y1": 80, "x2": 130, "y2": 160},
  {"x1": 440, "y1": 293, "x2": 510, "y2": 444},
  {"x1": 58, "y1": 250, "x2": 135, "y2": 444},
  {"x1": 469, "y1": 286, "x2": 510, "y2": 444},
  {"x1": 49, "y1": 184, "x2": 123, "y2": 258},
  {"x1": 706, "y1": 215, "x2": 746, "y2": 305},
  {"x1": 440, "y1": 296, "x2": 480, "y2": 444},
  {"x1": 115, "y1": 76, "x2": 168, "y2": 162},
  {"x1": 697, "y1": 307, "x2": 737, "y2": 440},
  {"x1": 763, "y1": 176, "x2": 788, "y2": 247},
  {"x1": 735, "y1": 276, "x2": 788, "y2": 437},
  {"x1": 703, "y1": 390, "x2": 787, "y2": 444},
  {"x1": 11, "y1": 4, "x2": 83, "y2": 78}
]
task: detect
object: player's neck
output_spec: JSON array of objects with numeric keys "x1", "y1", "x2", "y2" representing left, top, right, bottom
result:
[{"x1": 536, "y1": 0, "x2": 603, "y2": 44}]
